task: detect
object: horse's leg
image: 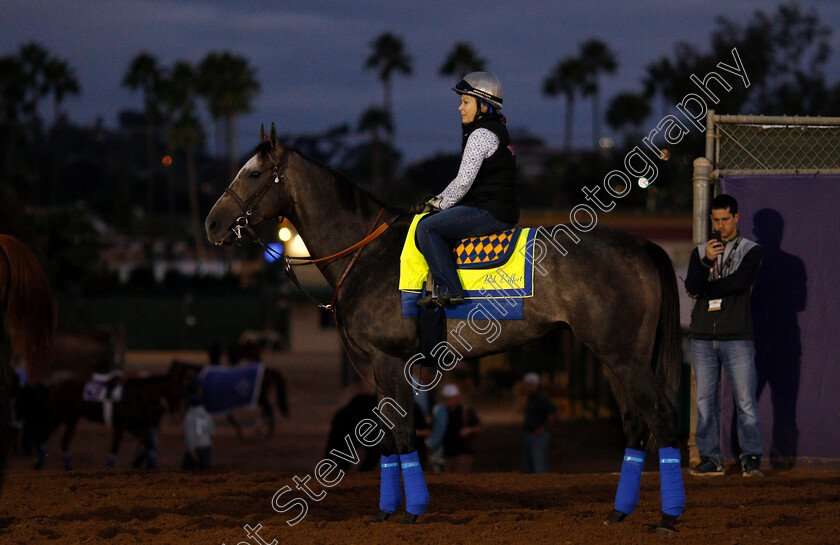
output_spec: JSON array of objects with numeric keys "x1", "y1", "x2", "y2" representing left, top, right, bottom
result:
[
  {"x1": 261, "y1": 396, "x2": 275, "y2": 437},
  {"x1": 107, "y1": 426, "x2": 125, "y2": 469},
  {"x1": 131, "y1": 428, "x2": 156, "y2": 469},
  {"x1": 602, "y1": 368, "x2": 650, "y2": 525},
  {"x1": 377, "y1": 353, "x2": 428, "y2": 524},
  {"x1": 607, "y1": 358, "x2": 684, "y2": 535},
  {"x1": 227, "y1": 414, "x2": 244, "y2": 438},
  {"x1": 60, "y1": 418, "x2": 78, "y2": 471}
]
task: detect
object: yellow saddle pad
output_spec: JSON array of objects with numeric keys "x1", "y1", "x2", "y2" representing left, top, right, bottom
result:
[{"x1": 399, "y1": 213, "x2": 535, "y2": 296}]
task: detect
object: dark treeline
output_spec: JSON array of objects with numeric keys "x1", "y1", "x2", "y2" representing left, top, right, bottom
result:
[{"x1": 1, "y1": 1, "x2": 838, "y2": 297}]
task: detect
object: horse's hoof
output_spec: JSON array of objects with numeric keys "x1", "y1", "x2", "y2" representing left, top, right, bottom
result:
[
  {"x1": 655, "y1": 514, "x2": 678, "y2": 536},
  {"x1": 400, "y1": 513, "x2": 419, "y2": 524},
  {"x1": 603, "y1": 509, "x2": 628, "y2": 525},
  {"x1": 366, "y1": 509, "x2": 390, "y2": 524}
]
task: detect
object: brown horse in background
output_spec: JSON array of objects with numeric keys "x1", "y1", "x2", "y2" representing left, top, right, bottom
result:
[{"x1": 0, "y1": 235, "x2": 54, "y2": 493}]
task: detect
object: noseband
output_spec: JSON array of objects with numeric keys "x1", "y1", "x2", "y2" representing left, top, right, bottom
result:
[{"x1": 223, "y1": 152, "x2": 290, "y2": 240}]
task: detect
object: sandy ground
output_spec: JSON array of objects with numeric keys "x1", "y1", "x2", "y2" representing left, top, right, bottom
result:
[{"x1": 3, "y1": 351, "x2": 839, "y2": 543}]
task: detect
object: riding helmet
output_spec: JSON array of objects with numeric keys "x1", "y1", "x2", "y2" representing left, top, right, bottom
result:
[{"x1": 452, "y1": 71, "x2": 504, "y2": 110}]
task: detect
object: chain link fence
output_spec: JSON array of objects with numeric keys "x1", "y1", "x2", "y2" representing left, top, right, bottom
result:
[{"x1": 711, "y1": 115, "x2": 840, "y2": 175}]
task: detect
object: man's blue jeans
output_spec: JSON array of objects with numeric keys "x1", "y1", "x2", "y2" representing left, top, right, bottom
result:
[
  {"x1": 415, "y1": 206, "x2": 512, "y2": 298},
  {"x1": 523, "y1": 432, "x2": 551, "y2": 473},
  {"x1": 692, "y1": 339, "x2": 763, "y2": 465}
]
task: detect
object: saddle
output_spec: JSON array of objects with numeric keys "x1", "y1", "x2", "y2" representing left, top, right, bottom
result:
[{"x1": 83, "y1": 370, "x2": 125, "y2": 428}]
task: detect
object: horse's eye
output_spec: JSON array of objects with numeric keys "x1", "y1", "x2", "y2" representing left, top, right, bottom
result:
[{"x1": 250, "y1": 171, "x2": 261, "y2": 178}]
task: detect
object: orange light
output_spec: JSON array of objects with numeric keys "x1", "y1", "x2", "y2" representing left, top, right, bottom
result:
[
  {"x1": 162, "y1": 155, "x2": 173, "y2": 166},
  {"x1": 660, "y1": 149, "x2": 670, "y2": 161}
]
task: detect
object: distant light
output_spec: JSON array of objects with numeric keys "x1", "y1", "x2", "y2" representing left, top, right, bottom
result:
[
  {"x1": 661, "y1": 149, "x2": 670, "y2": 161},
  {"x1": 278, "y1": 227, "x2": 292, "y2": 242},
  {"x1": 290, "y1": 235, "x2": 309, "y2": 257},
  {"x1": 599, "y1": 137, "x2": 614, "y2": 149},
  {"x1": 638, "y1": 177, "x2": 651, "y2": 188},
  {"x1": 162, "y1": 155, "x2": 173, "y2": 166}
]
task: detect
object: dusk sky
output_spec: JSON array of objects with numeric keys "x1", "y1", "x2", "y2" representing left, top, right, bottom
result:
[{"x1": 3, "y1": 0, "x2": 840, "y2": 164}]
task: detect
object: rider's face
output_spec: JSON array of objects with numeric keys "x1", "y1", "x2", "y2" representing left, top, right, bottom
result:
[{"x1": 459, "y1": 95, "x2": 478, "y2": 123}]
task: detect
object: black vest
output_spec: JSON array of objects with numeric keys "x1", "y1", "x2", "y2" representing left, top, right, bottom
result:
[{"x1": 457, "y1": 114, "x2": 520, "y2": 225}]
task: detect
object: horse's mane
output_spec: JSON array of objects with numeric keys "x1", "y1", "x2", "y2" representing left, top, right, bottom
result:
[
  {"x1": 252, "y1": 141, "x2": 387, "y2": 218},
  {"x1": 0, "y1": 235, "x2": 54, "y2": 382}
]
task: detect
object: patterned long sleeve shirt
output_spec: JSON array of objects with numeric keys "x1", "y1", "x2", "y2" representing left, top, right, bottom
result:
[{"x1": 436, "y1": 128, "x2": 500, "y2": 209}]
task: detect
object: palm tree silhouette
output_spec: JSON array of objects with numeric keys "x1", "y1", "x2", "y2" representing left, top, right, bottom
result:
[
  {"x1": 123, "y1": 52, "x2": 162, "y2": 212},
  {"x1": 439, "y1": 42, "x2": 486, "y2": 79},
  {"x1": 642, "y1": 57, "x2": 676, "y2": 118},
  {"x1": 579, "y1": 39, "x2": 617, "y2": 149},
  {"x1": 19, "y1": 42, "x2": 51, "y2": 128},
  {"x1": 358, "y1": 105, "x2": 393, "y2": 197},
  {"x1": 606, "y1": 92, "x2": 651, "y2": 147},
  {"x1": 364, "y1": 33, "x2": 412, "y2": 121},
  {"x1": 544, "y1": 56, "x2": 587, "y2": 152},
  {"x1": 44, "y1": 58, "x2": 80, "y2": 126},
  {"x1": 158, "y1": 61, "x2": 206, "y2": 260},
  {"x1": 197, "y1": 52, "x2": 260, "y2": 182}
]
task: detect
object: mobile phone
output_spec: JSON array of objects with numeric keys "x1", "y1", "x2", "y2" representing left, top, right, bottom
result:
[{"x1": 712, "y1": 230, "x2": 723, "y2": 244}]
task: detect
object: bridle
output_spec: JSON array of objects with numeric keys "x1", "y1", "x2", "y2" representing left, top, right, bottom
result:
[
  {"x1": 223, "y1": 152, "x2": 290, "y2": 241},
  {"x1": 220, "y1": 148, "x2": 401, "y2": 394}
]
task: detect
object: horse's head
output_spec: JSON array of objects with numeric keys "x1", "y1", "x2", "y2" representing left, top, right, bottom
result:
[{"x1": 205, "y1": 123, "x2": 291, "y2": 245}]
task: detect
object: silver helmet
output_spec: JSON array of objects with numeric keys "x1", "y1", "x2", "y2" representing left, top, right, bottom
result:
[{"x1": 452, "y1": 71, "x2": 503, "y2": 110}]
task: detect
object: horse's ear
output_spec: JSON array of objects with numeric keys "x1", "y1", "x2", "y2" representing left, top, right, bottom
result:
[
  {"x1": 269, "y1": 122, "x2": 278, "y2": 146},
  {"x1": 260, "y1": 124, "x2": 268, "y2": 142}
]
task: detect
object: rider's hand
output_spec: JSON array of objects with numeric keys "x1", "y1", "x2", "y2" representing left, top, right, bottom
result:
[{"x1": 409, "y1": 202, "x2": 430, "y2": 214}]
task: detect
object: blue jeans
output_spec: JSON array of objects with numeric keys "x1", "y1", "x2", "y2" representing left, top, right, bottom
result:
[
  {"x1": 523, "y1": 432, "x2": 551, "y2": 473},
  {"x1": 415, "y1": 206, "x2": 512, "y2": 298},
  {"x1": 692, "y1": 339, "x2": 763, "y2": 465}
]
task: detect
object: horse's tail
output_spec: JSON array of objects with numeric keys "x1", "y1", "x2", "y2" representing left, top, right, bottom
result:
[
  {"x1": 0, "y1": 235, "x2": 54, "y2": 383},
  {"x1": 645, "y1": 241, "x2": 681, "y2": 434}
]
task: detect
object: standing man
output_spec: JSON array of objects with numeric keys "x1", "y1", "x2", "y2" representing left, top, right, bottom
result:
[
  {"x1": 426, "y1": 384, "x2": 481, "y2": 473},
  {"x1": 522, "y1": 372, "x2": 558, "y2": 474},
  {"x1": 685, "y1": 194, "x2": 764, "y2": 477}
]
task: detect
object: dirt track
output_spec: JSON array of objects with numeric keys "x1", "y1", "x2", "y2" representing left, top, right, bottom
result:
[
  {"x1": 2, "y1": 467, "x2": 839, "y2": 544},
  {"x1": 4, "y1": 351, "x2": 839, "y2": 543}
]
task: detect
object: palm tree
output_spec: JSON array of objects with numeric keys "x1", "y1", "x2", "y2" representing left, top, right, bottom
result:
[
  {"x1": 158, "y1": 61, "x2": 206, "y2": 260},
  {"x1": 579, "y1": 39, "x2": 617, "y2": 149},
  {"x1": 439, "y1": 42, "x2": 486, "y2": 79},
  {"x1": 0, "y1": 55, "x2": 26, "y2": 180},
  {"x1": 606, "y1": 92, "x2": 652, "y2": 147},
  {"x1": 358, "y1": 106, "x2": 393, "y2": 197},
  {"x1": 364, "y1": 33, "x2": 412, "y2": 119},
  {"x1": 642, "y1": 57, "x2": 676, "y2": 118},
  {"x1": 44, "y1": 58, "x2": 80, "y2": 126},
  {"x1": 123, "y1": 52, "x2": 162, "y2": 212},
  {"x1": 197, "y1": 52, "x2": 261, "y2": 182},
  {"x1": 18, "y1": 42, "x2": 51, "y2": 128},
  {"x1": 543, "y1": 57, "x2": 588, "y2": 152}
]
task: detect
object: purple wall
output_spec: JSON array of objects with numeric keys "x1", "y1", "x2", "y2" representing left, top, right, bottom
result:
[{"x1": 718, "y1": 175, "x2": 840, "y2": 464}]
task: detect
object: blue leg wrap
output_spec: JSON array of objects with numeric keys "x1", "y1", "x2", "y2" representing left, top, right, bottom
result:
[
  {"x1": 379, "y1": 454, "x2": 402, "y2": 514},
  {"x1": 400, "y1": 451, "x2": 429, "y2": 515},
  {"x1": 106, "y1": 452, "x2": 116, "y2": 469},
  {"x1": 614, "y1": 448, "x2": 645, "y2": 514},
  {"x1": 659, "y1": 447, "x2": 685, "y2": 517}
]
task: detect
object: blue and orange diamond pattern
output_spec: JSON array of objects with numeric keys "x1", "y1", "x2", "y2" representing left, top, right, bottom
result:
[{"x1": 453, "y1": 228, "x2": 520, "y2": 268}]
